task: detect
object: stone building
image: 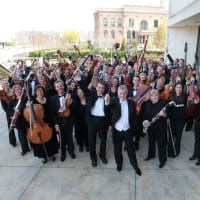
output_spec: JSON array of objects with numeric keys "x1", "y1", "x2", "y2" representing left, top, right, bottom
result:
[
  {"x1": 167, "y1": 0, "x2": 200, "y2": 66},
  {"x1": 93, "y1": 1, "x2": 167, "y2": 49}
]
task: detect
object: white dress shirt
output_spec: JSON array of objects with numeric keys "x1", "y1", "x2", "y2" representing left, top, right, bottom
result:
[
  {"x1": 114, "y1": 99, "x2": 130, "y2": 131},
  {"x1": 91, "y1": 96, "x2": 105, "y2": 117}
]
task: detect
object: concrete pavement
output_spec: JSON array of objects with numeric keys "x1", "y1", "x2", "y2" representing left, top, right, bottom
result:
[{"x1": 0, "y1": 106, "x2": 200, "y2": 200}]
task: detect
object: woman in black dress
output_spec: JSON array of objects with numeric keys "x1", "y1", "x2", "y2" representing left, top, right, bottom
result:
[
  {"x1": 167, "y1": 82, "x2": 187, "y2": 157},
  {"x1": 29, "y1": 85, "x2": 59, "y2": 163},
  {"x1": 142, "y1": 89, "x2": 168, "y2": 168},
  {"x1": 74, "y1": 87, "x2": 89, "y2": 152},
  {"x1": 8, "y1": 84, "x2": 30, "y2": 155}
]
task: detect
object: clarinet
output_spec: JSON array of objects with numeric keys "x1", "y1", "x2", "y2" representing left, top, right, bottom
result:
[{"x1": 143, "y1": 101, "x2": 184, "y2": 133}]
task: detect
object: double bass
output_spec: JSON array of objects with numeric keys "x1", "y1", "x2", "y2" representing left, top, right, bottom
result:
[{"x1": 23, "y1": 77, "x2": 52, "y2": 144}]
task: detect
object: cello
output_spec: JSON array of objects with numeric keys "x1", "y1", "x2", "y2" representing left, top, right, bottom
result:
[{"x1": 23, "y1": 77, "x2": 52, "y2": 145}]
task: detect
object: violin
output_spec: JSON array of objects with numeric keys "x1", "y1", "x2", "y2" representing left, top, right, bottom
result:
[
  {"x1": 160, "y1": 83, "x2": 173, "y2": 101},
  {"x1": 0, "y1": 90, "x2": 13, "y2": 104},
  {"x1": 57, "y1": 49, "x2": 69, "y2": 69},
  {"x1": 58, "y1": 93, "x2": 72, "y2": 117}
]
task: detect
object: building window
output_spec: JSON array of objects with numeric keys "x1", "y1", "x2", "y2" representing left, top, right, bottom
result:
[
  {"x1": 127, "y1": 30, "x2": 131, "y2": 39},
  {"x1": 110, "y1": 18, "x2": 115, "y2": 27},
  {"x1": 103, "y1": 18, "x2": 108, "y2": 27},
  {"x1": 104, "y1": 30, "x2": 108, "y2": 38},
  {"x1": 140, "y1": 20, "x2": 148, "y2": 30},
  {"x1": 154, "y1": 20, "x2": 158, "y2": 28},
  {"x1": 127, "y1": 30, "x2": 135, "y2": 39},
  {"x1": 132, "y1": 31, "x2": 135, "y2": 39},
  {"x1": 111, "y1": 30, "x2": 115, "y2": 39},
  {"x1": 118, "y1": 18, "x2": 122, "y2": 27},
  {"x1": 129, "y1": 18, "x2": 134, "y2": 27}
]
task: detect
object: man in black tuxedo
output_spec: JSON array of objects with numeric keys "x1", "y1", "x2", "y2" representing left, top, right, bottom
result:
[
  {"x1": 51, "y1": 80, "x2": 75, "y2": 162},
  {"x1": 87, "y1": 81, "x2": 110, "y2": 167},
  {"x1": 105, "y1": 85, "x2": 142, "y2": 176}
]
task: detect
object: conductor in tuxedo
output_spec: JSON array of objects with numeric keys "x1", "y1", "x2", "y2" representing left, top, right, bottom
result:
[
  {"x1": 87, "y1": 81, "x2": 110, "y2": 167},
  {"x1": 105, "y1": 85, "x2": 142, "y2": 176},
  {"x1": 51, "y1": 80, "x2": 76, "y2": 161}
]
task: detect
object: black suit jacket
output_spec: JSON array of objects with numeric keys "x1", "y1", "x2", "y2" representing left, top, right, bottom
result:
[
  {"x1": 86, "y1": 89, "x2": 110, "y2": 124},
  {"x1": 109, "y1": 97, "x2": 137, "y2": 132},
  {"x1": 51, "y1": 93, "x2": 75, "y2": 126}
]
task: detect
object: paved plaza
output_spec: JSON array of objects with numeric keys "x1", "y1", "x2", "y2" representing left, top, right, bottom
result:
[{"x1": 0, "y1": 106, "x2": 200, "y2": 200}]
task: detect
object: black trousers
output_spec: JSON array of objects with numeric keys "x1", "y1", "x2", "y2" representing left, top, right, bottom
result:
[
  {"x1": 75, "y1": 121, "x2": 89, "y2": 149},
  {"x1": 113, "y1": 128, "x2": 139, "y2": 170},
  {"x1": 148, "y1": 126, "x2": 167, "y2": 164},
  {"x1": 58, "y1": 116, "x2": 74, "y2": 155},
  {"x1": 6, "y1": 112, "x2": 16, "y2": 146},
  {"x1": 88, "y1": 116, "x2": 107, "y2": 161},
  {"x1": 192, "y1": 119, "x2": 200, "y2": 159},
  {"x1": 17, "y1": 128, "x2": 30, "y2": 153},
  {"x1": 168, "y1": 119, "x2": 185, "y2": 156}
]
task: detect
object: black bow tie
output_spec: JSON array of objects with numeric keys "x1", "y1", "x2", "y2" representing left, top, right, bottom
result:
[
  {"x1": 97, "y1": 95, "x2": 103, "y2": 98},
  {"x1": 59, "y1": 94, "x2": 64, "y2": 98}
]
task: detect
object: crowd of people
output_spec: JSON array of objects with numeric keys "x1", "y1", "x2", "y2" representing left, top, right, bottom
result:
[{"x1": 1, "y1": 53, "x2": 200, "y2": 177}]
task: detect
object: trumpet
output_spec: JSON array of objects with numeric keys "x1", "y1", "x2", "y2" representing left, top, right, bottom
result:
[{"x1": 143, "y1": 101, "x2": 184, "y2": 133}]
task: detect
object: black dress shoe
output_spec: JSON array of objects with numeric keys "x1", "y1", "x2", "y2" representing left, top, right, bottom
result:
[
  {"x1": 51, "y1": 156, "x2": 56, "y2": 161},
  {"x1": 12, "y1": 143, "x2": 17, "y2": 147},
  {"x1": 185, "y1": 125, "x2": 192, "y2": 132},
  {"x1": 91, "y1": 160, "x2": 97, "y2": 167},
  {"x1": 69, "y1": 153, "x2": 76, "y2": 159},
  {"x1": 60, "y1": 154, "x2": 66, "y2": 162},
  {"x1": 42, "y1": 158, "x2": 48, "y2": 164},
  {"x1": 100, "y1": 157, "x2": 108, "y2": 164},
  {"x1": 85, "y1": 146, "x2": 89, "y2": 152},
  {"x1": 159, "y1": 161, "x2": 166, "y2": 168},
  {"x1": 145, "y1": 157, "x2": 154, "y2": 161},
  {"x1": 196, "y1": 160, "x2": 200, "y2": 166},
  {"x1": 135, "y1": 168, "x2": 142, "y2": 176},
  {"x1": 21, "y1": 151, "x2": 26, "y2": 156},
  {"x1": 168, "y1": 154, "x2": 176, "y2": 158},
  {"x1": 79, "y1": 147, "x2": 84, "y2": 152},
  {"x1": 189, "y1": 156, "x2": 197, "y2": 161},
  {"x1": 116, "y1": 163, "x2": 122, "y2": 172}
]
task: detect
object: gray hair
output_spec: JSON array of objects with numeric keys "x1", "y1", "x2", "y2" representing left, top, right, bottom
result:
[{"x1": 117, "y1": 85, "x2": 128, "y2": 93}]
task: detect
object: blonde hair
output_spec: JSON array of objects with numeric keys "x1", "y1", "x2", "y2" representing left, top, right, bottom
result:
[{"x1": 150, "y1": 89, "x2": 159, "y2": 96}]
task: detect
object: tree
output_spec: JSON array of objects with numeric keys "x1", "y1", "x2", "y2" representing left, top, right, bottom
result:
[
  {"x1": 155, "y1": 22, "x2": 166, "y2": 49},
  {"x1": 62, "y1": 30, "x2": 80, "y2": 44}
]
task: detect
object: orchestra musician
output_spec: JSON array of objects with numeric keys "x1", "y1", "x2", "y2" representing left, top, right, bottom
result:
[
  {"x1": 0, "y1": 79, "x2": 16, "y2": 146},
  {"x1": 167, "y1": 82, "x2": 187, "y2": 157},
  {"x1": 190, "y1": 101, "x2": 200, "y2": 165},
  {"x1": 105, "y1": 85, "x2": 142, "y2": 175},
  {"x1": 8, "y1": 84, "x2": 30, "y2": 155},
  {"x1": 128, "y1": 75, "x2": 143, "y2": 150},
  {"x1": 51, "y1": 80, "x2": 76, "y2": 162},
  {"x1": 27, "y1": 85, "x2": 59, "y2": 163},
  {"x1": 142, "y1": 89, "x2": 168, "y2": 168},
  {"x1": 184, "y1": 65, "x2": 199, "y2": 131},
  {"x1": 74, "y1": 87, "x2": 89, "y2": 152},
  {"x1": 87, "y1": 81, "x2": 110, "y2": 167}
]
